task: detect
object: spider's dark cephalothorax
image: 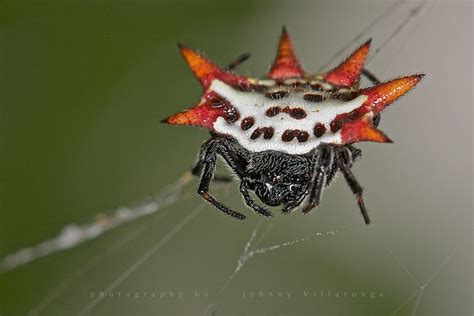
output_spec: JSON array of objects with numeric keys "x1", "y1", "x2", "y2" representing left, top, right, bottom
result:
[{"x1": 162, "y1": 27, "x2": 424, "y2": 224}]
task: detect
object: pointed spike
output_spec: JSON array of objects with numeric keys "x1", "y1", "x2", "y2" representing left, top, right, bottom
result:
[
  {"x1": 341, "y1": 116, "x2": 393, "y2": 144},
  {"x1": 324, "y1": 39, "x2": 372, "y2": 87},
  {"x1": 267, "y1": 26, "x2": 305, "y2": 79},
  {"x1": 178, "y1": 44, "x2": 223, "y2": 89},
  {"x1": 362, "y1": 74, "x2": 425, "y2": 112},
  {"x1": 178, "y1": 44, "x2": 251, "y2": 89},
  {"x1": 162, "y1": 91, "x2": 241, "y2": 130},
  {"x1": 162, "y1": 106, "x2": 213, "y2": 129},
  {"x1": 162, "y1": 108, "x2": 199, "y2": 126}
]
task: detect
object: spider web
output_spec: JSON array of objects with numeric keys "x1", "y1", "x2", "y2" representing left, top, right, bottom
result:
[
  {"x1": 1, "y1": 1, "x2": 471, "y2": 315},
  {"x1": 0, "y1": 172, "x2": 194, "y2": 273}
]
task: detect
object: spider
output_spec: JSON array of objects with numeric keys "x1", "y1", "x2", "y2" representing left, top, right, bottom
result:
[{"x1": 162, "y1": 27, "x2": 424, "y2": 224}]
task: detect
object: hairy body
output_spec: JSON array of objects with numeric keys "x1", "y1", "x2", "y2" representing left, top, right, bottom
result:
[{"x1": 192, "y1": 135, "x2": 365, "y2": 221}]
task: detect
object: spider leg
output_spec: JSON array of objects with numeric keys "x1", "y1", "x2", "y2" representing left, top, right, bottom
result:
[
  {"x1": 225, "y1": 53, "x2": 251, "y2": 71},
  {"x1": 346, "y1": 145, "x2": 362, "y2": 161},
  {"x1": 338, "y1": 159, "x2": 371, "y2": 225},
  {"x1": 302, "y1": 146, "x2": 334, "y2": 214},
  {"x1": 362, "y1": 69, "x2": 381, "y2": 84},
  {"x1": 239, "y1": 182, "x2": 273, "y2": 217},
  {"x1": 302, "y1": 170, "x2": 326, "y2": 214},
  {"x1": 361, "y1": 69, "x2": 381, "y2": 127},
  {"x1": 191, "y1": 136, "x2": 234, "y2": 182},
  {"x1": 372, "y1": 113, "x2": 381, "y2": 127},
  {"x1": 195, "y1": 139, "x2": 246, "y2": 220},
  {"x1": 191, "y1": 161, "x2": 232, "y2": 183},
  {"x1": 282, "y1": 193, "x2": 307, "y2": 214}
]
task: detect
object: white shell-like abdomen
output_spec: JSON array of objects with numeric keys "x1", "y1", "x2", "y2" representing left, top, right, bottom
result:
[{"x1": 211, "y1": 80, "x2": 367, "y2": 155}]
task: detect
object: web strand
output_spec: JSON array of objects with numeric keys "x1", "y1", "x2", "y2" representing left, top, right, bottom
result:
[
  {"x1": 27, "y1": 226, "x2": 148, "y2": 316},
  {"x1": 367, "y1": 0, "x2": 429, "y2": 64},
  {"x1": 0, "y1": 172, "x2": 193, "y2": 273},
  {"x1": 204, "y1": 223, "x2": 364, "y2": 315},
  {"x1": 26, "y1": 177, "x2": 229, "y2": 315},
  {"x1": 204, "y1": 220, "x2": 267, "y2": 315},
  {"x1": 317, "y1": 0, "x2": 406, "y2": 72},
  {"x1": 389, "y1": 246, "x2": 458, "y2": 316},
  {"x1": 77, "y1": 203, "x2": 206, "y2": 316}
]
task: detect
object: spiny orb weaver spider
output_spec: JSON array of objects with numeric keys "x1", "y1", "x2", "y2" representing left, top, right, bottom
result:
[{"x1": 162, "y1": 27, "x2": 424, "y2": 224}]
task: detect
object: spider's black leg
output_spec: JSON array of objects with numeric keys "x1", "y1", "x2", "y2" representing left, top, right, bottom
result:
[
  {"x1": 362, "y1": 69, "x2": 381, "y2": 127},
  {"x1": 191, "y1": 160, "x2": 232, "y2": 182},
  {"x1": 239, "y1": 182, "x2": 273, "y2": 217},
  {"x1": 191, "y1": 135, "x2": 234, "y2": 182},
  {"x1": 282, "y1": 193, "x2": 307, "y2": 214},
  {"x1": 302, "y1": 145, "x2": 334, "y2": 214},
  {"x1": 324, "y1": 158, "x2": 339, "y2": 187},
  {"x1": 346, "y1": 145, "x2": 362, "y2": 161},
  {"x1": 372, "y1": 113, "x2": 381, "y2": 127},
  {"x1": 195, "y1": 139, "x2": 246, "y2": 220},
  {"x1": 302, "y1": 170, "x2": 326, "y2": 214},
  {"x1": 362, "y1": 69, "x2": 381, "y2": 84},
  {"x1": 337, "y1": 154, "x2": 371, "y2": 225},
  {"x1": 225, "y1": 53, "x2": 251, "y2": 71}
]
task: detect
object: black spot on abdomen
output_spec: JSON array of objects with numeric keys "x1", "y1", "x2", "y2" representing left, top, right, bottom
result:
[
  {"x1": 250, "y1": 127, "x2": 274, "y2": 140},
  {"x1": 282, "y1": 130, "x2": 297, "y2": 142},
  {"x1": 296, "y1": 131, "x2": 309, "y2": 142},
  {"x1": 303, "y1": 94, "x2": 323, "y2": 102},
  {"x1": 313, "y1": 123, "x2": 326, "y2": 137},
  {"x1": 332, "y1": 91, "x2": 359, "y2": 101},
  {"x1": 265, "y1": 106, "x2": 281, "y2": 117},
  {"x1": 250, "y1": 128, "x2": 262, "y2": 139},
  {"x1": 289, "y1": 108, "x2": 307, "y2": 119},
  {"x1": 262, "y1": 127, "x2": 274, "y2": 139},
  {"x1": 282, "y1": 129, "x2": 310, "y2": 142},
  {"x1": 265, "y1": 91, "x2": 288, "y2": 100},
  {"x1": 330, "y1": 120, "x2": 343, "y2": 133},
  {"x1": 240, "y1": 117, "x2": 255, "y2": 130},
  {"x1": 225, "y1": 108, "x2": 240, "y2": 123}
]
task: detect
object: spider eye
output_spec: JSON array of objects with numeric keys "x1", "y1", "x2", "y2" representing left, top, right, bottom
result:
[
  {"x1": 266, "y1": 172, "x2": 279, "y2": 182},
  {"x1": 291, "y1": 176, "x2": 302, "y2": 183}
]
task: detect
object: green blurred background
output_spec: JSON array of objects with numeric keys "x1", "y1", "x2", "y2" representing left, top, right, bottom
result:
[{"x1": 0, "y1": 0, "x2": 472, "y2": 315}]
